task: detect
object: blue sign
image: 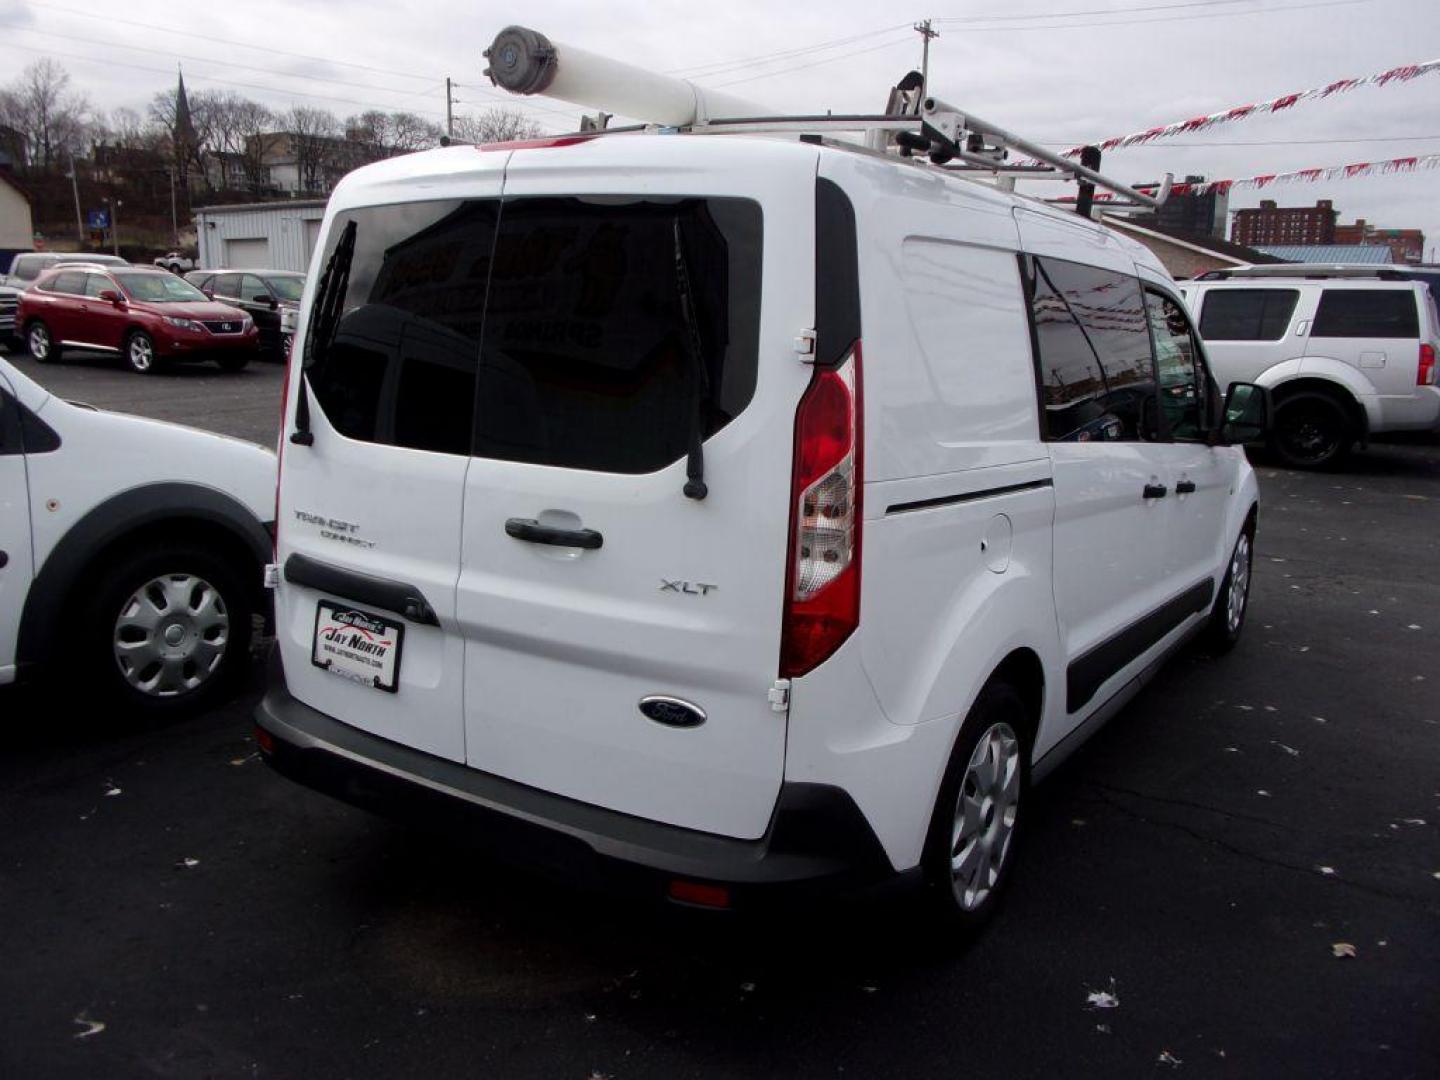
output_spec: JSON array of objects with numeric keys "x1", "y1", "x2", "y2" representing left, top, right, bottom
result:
[{"x1": 87, "y1": 209, "x2": 110, "y2": 230}]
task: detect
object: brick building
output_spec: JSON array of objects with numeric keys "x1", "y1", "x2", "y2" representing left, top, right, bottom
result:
[
  {"x1": 1132, "y1": 175, "x2": 1229, "y2": 238},
  {"x1": 1231, "y1": 199, "x2": 1337, "y2": 247},
  {"x1": 1332, "y1": 219, "x2": 1425, "y2": 264}
]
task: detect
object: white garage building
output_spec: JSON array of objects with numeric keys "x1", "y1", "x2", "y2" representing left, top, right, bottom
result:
[{"x1": 194, "y1": 199, "x2": 328, "y2": 273}]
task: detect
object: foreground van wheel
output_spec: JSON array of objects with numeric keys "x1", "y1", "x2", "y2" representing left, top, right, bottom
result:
[
  {"x1": 1206, "y1": 526, "x2": 1254, "y2": 654},
  {"x1": 81, "y1": 543, "x2": 255, "y2": 719},
  {"x1": 923, "y1": 680, "x2": 1030, "y2": 933}
]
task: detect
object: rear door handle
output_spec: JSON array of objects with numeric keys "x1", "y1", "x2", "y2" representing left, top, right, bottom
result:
[
  {"x1": 1143, "y1": 483, "x2": 1169, "y2": 499},
  {"x1": 1175, "y1": 480, "x2": 1196, "y2": 495},
  {"x1": 505, "y1": 518, "x2": 603, "y2": 550}
]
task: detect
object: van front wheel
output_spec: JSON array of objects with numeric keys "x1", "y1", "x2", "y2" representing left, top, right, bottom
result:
[{"x1": 923, "y1": 680, "x2": 1030, "y2": 933}]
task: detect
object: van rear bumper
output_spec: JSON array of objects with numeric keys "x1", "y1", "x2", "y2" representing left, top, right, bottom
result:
[{"x1": 254, "y1": 659, "x2": 901, "y2": 907}]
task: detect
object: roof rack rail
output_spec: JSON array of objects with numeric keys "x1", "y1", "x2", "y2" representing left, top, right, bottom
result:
[
  {"x1": 1196, "y1": 264, "x2": 1415, "y2": 281},
  {"x1": 483, "y1": 24, "x2": 1170, "y2": 216}
]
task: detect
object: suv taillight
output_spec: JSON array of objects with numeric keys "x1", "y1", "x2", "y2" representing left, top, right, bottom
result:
[
  {"x1": 780, "y1": 344, "x2": 862, "y2": 678},
  {"x1": 1420, "y1": 343, "x2": 1436, "y2": 386}
]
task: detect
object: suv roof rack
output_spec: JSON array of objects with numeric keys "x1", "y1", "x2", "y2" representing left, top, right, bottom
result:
[
  {"x1": 483, "y1": 24, "x2": 1170, "y2": 217},
  {"x1": 1196, "y1": 264, "x2": 1419, "y2": 281}
]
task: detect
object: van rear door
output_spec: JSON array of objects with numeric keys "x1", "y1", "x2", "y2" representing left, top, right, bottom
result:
[
  {"x1": 455, "y1": 143, "x2": 815, "y2": 839},
  {"x1": 275, "y1": 159, "x2": 507, "y2": 763}
]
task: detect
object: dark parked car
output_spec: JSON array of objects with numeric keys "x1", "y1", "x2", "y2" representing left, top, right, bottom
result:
[
  {"x1": 187, "y1": 270, "x2": 305, "y2": 359},
  {"x1": 17, "y1": 266, "x2": 260, "y2": 374}
]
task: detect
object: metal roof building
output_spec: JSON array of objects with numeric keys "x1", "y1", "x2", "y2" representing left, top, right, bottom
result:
[
  {"x1": 194, "y1": 199, "x2": 328, "y2": 273},
  {"x1": 1255, "y1": 244, "x2": 1396, "y2": 265}
]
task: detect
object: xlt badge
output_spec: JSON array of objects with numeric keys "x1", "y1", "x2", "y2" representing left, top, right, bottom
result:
[{"x1": 660, "y1": 579, "x2": 717, "y2": 596}]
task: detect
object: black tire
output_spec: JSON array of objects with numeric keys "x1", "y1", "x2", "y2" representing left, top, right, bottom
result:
[
  {"x1": 215, "y1": 353, "x2": 251, "y2": 372},
  {"x1": 26, "y1": 320, "x2": 59, "y2": 363},
  {"x1": 1206, "y1": 524, "x2": 1255, "y2": 654},
  {"x1": 125, "y1": 329, "x2": 160, "y2": 375},
  {"x1": 1269, "y1": 390, "x2": 1352, "y2": 469},
  {"x1": 921, "y1": 679, "x2": 1031, "y2": 934},
  {"x1": 79, "y1": 542, "x2": 256, "y2": 720}
]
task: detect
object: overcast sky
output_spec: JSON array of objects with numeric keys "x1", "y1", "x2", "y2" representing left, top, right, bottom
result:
[{"x1": 2, "y1": 0, "x2": 1438, "y2": 254}]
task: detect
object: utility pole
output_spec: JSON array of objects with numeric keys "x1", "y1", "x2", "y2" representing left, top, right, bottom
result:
[
  {"x1": 68, "y1": 152, "x2": 84, "y2": 244},
  {"x1": 914, "y1": 19, "x2": 939, "y2": 96},
  {"x1": 169, "y1": 167, "x2": 179, "y2": 247},
  {"x1": 446, "y1": 77, "x2": 455, "y2": 139}
]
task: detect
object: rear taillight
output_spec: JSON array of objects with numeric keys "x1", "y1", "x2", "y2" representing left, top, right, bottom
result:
[
  {"x1": 1419, "y1": 343, "x2": 1436, "y2": 386},
  {"x1": 780, "y1": 344, "x2": 862, "y2": 678}
]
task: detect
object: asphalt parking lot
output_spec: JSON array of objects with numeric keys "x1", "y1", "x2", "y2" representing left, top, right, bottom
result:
[{"x1": 2, "y1": 346, "x2": 1438, "y2": 1079}]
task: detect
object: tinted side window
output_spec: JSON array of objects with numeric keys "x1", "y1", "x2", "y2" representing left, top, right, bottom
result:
[
  {"x1": 211, "y1": 273, "x2": 239, "y2": 299},
  {"x1": 83, "y1": 274, "x2": 111, "y2": 298},
  {"x1": 1146, "y1": 290, "x2": 1206, "y2": 441},
  {"x1": 14, "y1": 256, "x2": 49, "y2": 282},
  {"x1": 1029, "y1": 256, "x2": 1156, "y2": 442},
  {"x1": 1198, "y1": 289, "x2": 1298, "y2": 341},
  {"x1": 0, "y1": 387, "x2": 21, "y2": 456},
  {"x1": 241, "y1": 274, "x2": 270, "y2": 302},
  {"x1": 50, "y1": 271, "x2": 86, "y2": 295},
  {"x1": 1312, "y1": 289, "x2": 1419, "y2": 338}
]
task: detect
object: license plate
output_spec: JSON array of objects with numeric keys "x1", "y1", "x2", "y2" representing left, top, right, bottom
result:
[{"x1": 311, "y1": 601, "x2": 404, "y2": 693}]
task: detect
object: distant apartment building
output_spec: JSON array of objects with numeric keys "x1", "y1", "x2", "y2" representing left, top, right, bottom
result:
[
  {"x1": 1231, "y1": 199, "x2": 1337, "y2": 247},
  {"x1": 1333, "y1": 218, "x2": 1425, "y2": 264}
]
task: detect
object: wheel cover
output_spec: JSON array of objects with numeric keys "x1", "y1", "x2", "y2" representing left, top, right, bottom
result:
[
  {"x1": 29, "y1": 325, "x2": 48, "y2": 358},
  {"x1": 1226, "y1": 532, "x2": 1251, "y2": 634},
  {"x1": 129, "y1": 335, "x2": 154, "y2": 371},
  {"x1": 112, "y1": 573, "x2": 230, "y2": 697},
  {"x1": 950, "y1": 721, "x2": 1022, "y2": 912}
]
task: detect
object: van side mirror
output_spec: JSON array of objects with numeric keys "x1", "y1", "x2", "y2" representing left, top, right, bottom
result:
[
  {"x1": 1218, "y1": 382, "x2": 1270, "y2": 445},
  {"x1": 98, "y1": 289, "x2": 123, "y2": 306}
]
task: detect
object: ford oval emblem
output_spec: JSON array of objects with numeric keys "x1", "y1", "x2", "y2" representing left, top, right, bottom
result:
[{"x1": 639, "y1": 695, "x2": 706, "y2": 729}]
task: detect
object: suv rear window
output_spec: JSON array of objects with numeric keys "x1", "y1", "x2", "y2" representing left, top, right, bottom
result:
[
  {"x1": 1198, "y1": 288, "x2": 1298, "y2": 341},
  {"x1": 13, "y1": 256, "x2": 52, "y2": 282},
  {"x1": 305, "y1": 196, "x2": 763, "y2": 468},
  {"x1": 1312, "y1": 289, "x2": 1418, "y2": 338}
]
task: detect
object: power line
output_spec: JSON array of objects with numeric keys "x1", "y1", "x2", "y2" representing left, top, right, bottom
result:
[
  {"x1": 667, "y1": 23, "x2": 913, "y2": 79},
  {"x1": 935, "y1": 0, "x2": 1264, "y2": 23},
  {"x1": 708, "y1": 36, "x2": 918, "y2": 89},
  {"x1": 2, "y1": 23, "x2": 443, "y2": 100},
  {"x1": 931, "y1": 0, "x2": 1370, "y2": 33},
  {"x1": 26, "y1": 0, "x2": 437, "y2": 82}
]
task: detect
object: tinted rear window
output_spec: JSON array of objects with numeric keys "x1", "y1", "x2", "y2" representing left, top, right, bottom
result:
[
  {"x1": 15, "y1": 256, "x2": 53, "y2": 282},
  {"x1": 1198, "y1": 288, "x2": 1299, "y2": 341},
  {"x1": 305, "y1": 196, "x2": 763, "y2": 469},
  {"x1": 1312, "y1": 289, "x2": 1419, "y2": 338}
]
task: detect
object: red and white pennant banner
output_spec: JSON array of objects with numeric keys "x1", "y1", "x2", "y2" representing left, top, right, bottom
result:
[
  {"x1": 1060, "y1": 57, "x2": 1440, "y2": 158},
  {"x1": 1069, "y1": 153, "x2": 1440, "y2": 202}
]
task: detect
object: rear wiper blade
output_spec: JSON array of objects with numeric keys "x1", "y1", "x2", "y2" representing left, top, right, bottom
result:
[{"x1": 673, "y1": 217, "x2": 710, "y2": 501}]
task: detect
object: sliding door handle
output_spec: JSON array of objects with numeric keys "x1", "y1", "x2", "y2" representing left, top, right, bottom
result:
[
  {"x1": 505, "y1": 518, "x2": 603, "y2": 550},
  {"x1": 1142, "y1": 483, "x2": 1169, "y2": 499},
  {"x1": 1175, "y1": 480, "x2": 1197, "y2": 495}
]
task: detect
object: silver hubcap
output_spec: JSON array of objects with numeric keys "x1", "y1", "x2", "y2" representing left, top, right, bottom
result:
[
  {"x1": 30, "y1": 326, "x2": 48, "y2": 358},
  {"x1": 129, "y1": 335, "x2": 153, "y2": 371},
  {"x1": 1226, "y1": 533, "x2": 1251, "y2": 633},
  {"x1": 951, "y1": 721, "x2": 1021, "y2": 912},
  {"x1": 112, "y1": 573, "x2": 230, "y2": 697}
]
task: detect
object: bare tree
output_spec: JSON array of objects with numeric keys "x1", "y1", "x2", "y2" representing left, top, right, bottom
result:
[
  {"x1": 149, "y1": 84, "x2": 219, "y2": 193},
  {"x1": 451, "y1": 108, "x2": 543, "y2": 144},
  {"x1": 0, "y1": 59, "x2": 92, "y2": 172},
  {"x1": 387, "y1": 111, "x2": 443, "y2": 152},
  {"x1": 344, "y1": 109, "x2": 442, "y2": 164},
  {"x1": 284, "y1": 106, "x2": 341, "y2": 193},
  {"x1": 106, "y1": 106, "x2": 166, "y2": 153},
  {"x1": 231, "y1": 99, "x2": 276, "y2": 192}
]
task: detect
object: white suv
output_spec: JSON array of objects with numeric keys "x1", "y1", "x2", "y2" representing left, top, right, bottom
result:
[
  {"x1": 256, "y1": 134, "x2": 1267, "y2": 924},
  {"x1": 1184, "y1": 274, "x2": 1440, "y2": 468},
  {"x1": 1, "y1": 357, "x2": 276, "y2": 715}
]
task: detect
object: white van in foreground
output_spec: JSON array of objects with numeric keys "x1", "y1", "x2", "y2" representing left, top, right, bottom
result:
[{"x1": 256, "y1": 130, "x2": 1268, "y2": 924}]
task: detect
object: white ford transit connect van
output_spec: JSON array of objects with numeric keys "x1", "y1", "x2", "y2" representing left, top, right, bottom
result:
[
  {"x1": 256, "y1": 131, "x2": 1267, "y2": 924},
  {"x1": 1184, "y1": 274, "x2": 1440, "y2": 468}
]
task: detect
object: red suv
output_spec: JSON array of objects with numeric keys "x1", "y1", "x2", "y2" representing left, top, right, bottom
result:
[{"x1": 18, "y1": 265, "x2": 260, "y2": 374}]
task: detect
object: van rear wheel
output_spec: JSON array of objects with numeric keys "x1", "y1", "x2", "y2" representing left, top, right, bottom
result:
[
  {"x1": 922, "y1": 680, "x2": 1030, "y2": 933},
  {"x1": 1270, "y1": 391, "x2": 1351, "y2": 469}
]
